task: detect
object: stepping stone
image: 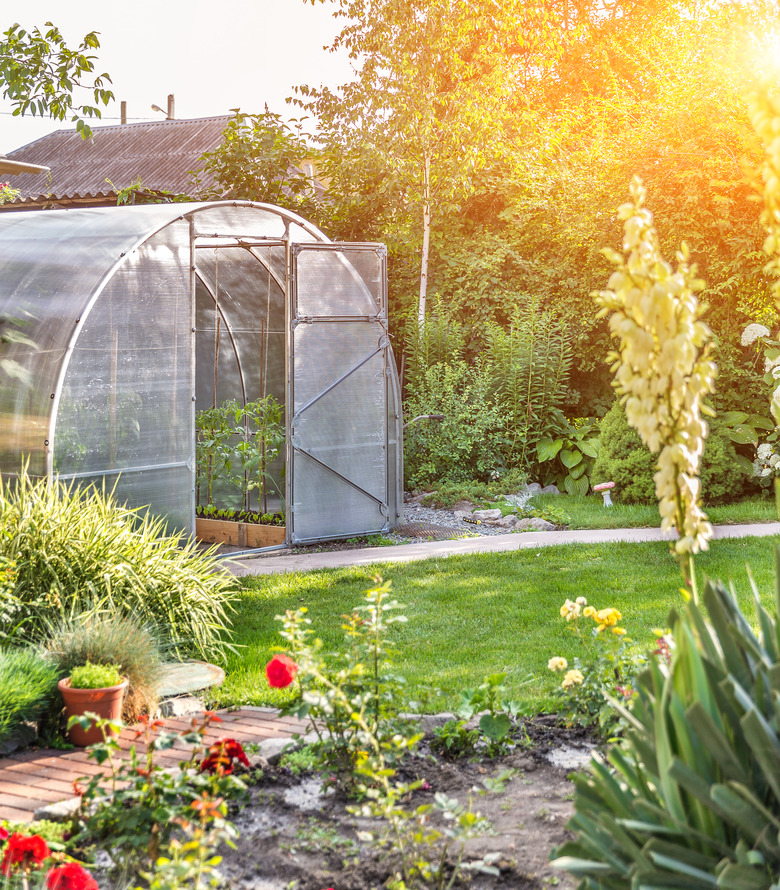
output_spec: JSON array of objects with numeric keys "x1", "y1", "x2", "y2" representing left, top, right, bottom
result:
[{"x1": 158, "y1": 661, "x2": 225, "y2": 698}]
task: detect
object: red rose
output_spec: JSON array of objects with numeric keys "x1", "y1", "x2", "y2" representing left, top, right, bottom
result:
[
  {"x1": 265, "y1": 654, "x2": 298, "y2": 688},
  {"x1": 199, "y1": 738, "x2": 250, "y2": 774},
  {"x1": 46, "y1": 863, "x2": 99, "y2": 890},
  {"x1": 1, "y1": 833, "x2": 51, "y2": 875}
]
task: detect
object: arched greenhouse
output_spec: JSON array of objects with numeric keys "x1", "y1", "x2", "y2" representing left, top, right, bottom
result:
[{"x1": 0, "y1": 201, "x2": 403, "y2": 548}]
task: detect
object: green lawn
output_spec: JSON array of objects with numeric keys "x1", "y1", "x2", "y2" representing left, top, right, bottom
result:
[
  {"x1": 210, "y1": 534, "x2": 780, "y2": 715},
  {"x1": 532, "y1": 493, "x2": 777, "y2": 529}
]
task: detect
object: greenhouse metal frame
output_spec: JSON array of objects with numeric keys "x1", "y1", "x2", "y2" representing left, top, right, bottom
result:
[{"x1": 0, "y1": 201, "x2": 403, "y2": 548}]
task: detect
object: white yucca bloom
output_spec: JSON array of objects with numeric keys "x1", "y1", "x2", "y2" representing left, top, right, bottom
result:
[{"x1": 593, "y1": 177, "x2": 715, "y2": 557}]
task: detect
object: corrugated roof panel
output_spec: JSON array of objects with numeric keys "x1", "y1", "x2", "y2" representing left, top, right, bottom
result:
[{"x1": 4, "y1": 116, "x2": 232, "y2": 202}]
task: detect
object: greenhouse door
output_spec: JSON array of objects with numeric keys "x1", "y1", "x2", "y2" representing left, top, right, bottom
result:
[{"x1": 288, "y1": 243, "x2": 390, "y2": 544}]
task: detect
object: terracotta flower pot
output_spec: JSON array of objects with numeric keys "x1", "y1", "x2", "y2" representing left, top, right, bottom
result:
[{"x1": 58, "y1": 677, "x2": 128, "y2": 746}]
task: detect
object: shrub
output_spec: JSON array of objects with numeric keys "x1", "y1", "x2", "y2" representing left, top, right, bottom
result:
[
  {"x1": 555, "y1": 573, "x2": 780, "y2": 888},
  {"x1": 592, "y1": 400, "x2": 745, "y2": 505},
  {"x1": 45, "y1": 611, "x2": 163, "y2": 721},
  {"x1": 68, "y1": 662, "x2": 123, "y2": 690},
  {"x1": 0, "y1": 472, "x2": 237, "y2": 662},
  {"x1": 403, "y1": 361, "x2": 506, "y2": 487},
  {"x1": 0, "y1": 647, "x2": 60, "y2": 743}
]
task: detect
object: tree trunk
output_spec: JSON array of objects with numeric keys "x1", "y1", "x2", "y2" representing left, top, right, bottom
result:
[{"x1": 418, "y1": 151, "x2": 431, "y2": 330}]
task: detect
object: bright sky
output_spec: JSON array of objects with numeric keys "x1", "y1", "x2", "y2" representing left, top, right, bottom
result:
[{"x1": 0, "y1": 0, "x2": 353, "y2": 153}]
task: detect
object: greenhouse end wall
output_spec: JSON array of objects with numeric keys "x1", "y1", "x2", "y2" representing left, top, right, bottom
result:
[{"x1": 0, "y1": 201, "x2": 403, "y2": 544}]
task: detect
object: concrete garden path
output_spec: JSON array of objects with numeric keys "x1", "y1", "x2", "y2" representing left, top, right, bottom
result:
[
  {"x1": 224, "y1": 522, "x2": 780, "y2": 576},
  {"x1": 0, "y1": 708, "x2": 305, "y2": 824}
]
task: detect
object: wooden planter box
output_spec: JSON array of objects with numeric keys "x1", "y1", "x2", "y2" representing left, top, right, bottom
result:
[{"x1": 196, "y1": 518, "x2": 286, "y2": 548}]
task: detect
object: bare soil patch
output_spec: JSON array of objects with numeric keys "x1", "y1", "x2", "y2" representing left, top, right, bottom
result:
[{"x1": 221, "y1": 716, "x2": 586, "y2": 890}]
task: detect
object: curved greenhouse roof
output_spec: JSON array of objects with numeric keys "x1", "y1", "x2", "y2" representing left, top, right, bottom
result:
[{"x1": 0, "y1": 201, "x2": 402, "y2": 546}]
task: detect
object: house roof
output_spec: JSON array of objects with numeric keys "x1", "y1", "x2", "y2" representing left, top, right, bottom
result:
[{"x1": 3, "y1": 115, "x2": 232, "y2": 208}]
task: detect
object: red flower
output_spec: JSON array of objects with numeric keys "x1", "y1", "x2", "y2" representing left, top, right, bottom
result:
[
  {"x1": 266, "y1": 654, "x2": 298, "y2": 688},
  {"x1": 46, "y1": 863, "x2": 99, "y2": 890},
  {"x1": 0, "y1": 827, "x2": 8, "y2": 841},
  {"x1": 1, "y1": 833, "x2": 51, "y2": 875},
  {"x1": 199, "y1": 738, "x2": 250, "y2": 775}
]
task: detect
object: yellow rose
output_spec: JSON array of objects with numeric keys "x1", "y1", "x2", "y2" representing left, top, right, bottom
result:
[
  {"x1": 561, "y1": 669, "x2": 585, "y2": 689},
  {"x1": 547, "y1": 656, "x2": 568, "y2": 672}
]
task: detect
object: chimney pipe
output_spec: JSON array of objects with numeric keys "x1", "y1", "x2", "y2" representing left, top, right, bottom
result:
[
  {"x1": 120, "y1": 101, "x2": 127, "y2": 125},
  {"x1": 167, "y1": 94, "x2": 175, "y2": 120}
]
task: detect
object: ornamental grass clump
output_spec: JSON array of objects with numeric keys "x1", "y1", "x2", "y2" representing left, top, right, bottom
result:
[
  {"x1": 0, "y1": 471, "x2": 237, "y2": 662},
  {"x1": 0, "y1": 647, "x2": 60, "y2": 744},
  {"x1": 593, "y1": 176, "x2": 716, "y2": 585},
  {"x1": 45, "y1": 611, "x2": 163, "y2": 722}
]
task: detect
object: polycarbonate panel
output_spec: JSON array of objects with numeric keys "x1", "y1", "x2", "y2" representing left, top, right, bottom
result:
[
  {"x1": 54, "y1": 220, "x2": 193, "y2": 531},
  {"x1": 191, "y1": 205, "x2": 287, "y2": 240},
  {"x1": 292, "y1": 451, "x2": 387, "y2": 540},
  {"x1": 295, "y1": 247, "x2": 382, "y2": 317},
  {"x1": 66, "y1": 466, "x2": 192, "y2": 532},
  {"x1": 293, "y1": 325, "x2": 385, "y2": 500},
  {"x1": 0, "y1": 205, "x2": 196, "y2": 476}
]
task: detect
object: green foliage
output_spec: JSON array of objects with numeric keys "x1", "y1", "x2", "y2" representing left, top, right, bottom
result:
[
  {"x1": 279, "y1": 745, "x2": 318, "y2": 776},
  {"x1": 0, "y1": 646, "x2": 60, "y2": 743},
  {"x1": 0, "y1": 471, "x2": 237, "y2": 662},
  {"x1": 536, "y1": 417, "x2": 601, "y2": 496},
  {"x1": 71, "y1": 713, "x2": 242, "y2": 877},
  {"x1": 0, "y1": 22, "x2": 113, "y2": 136},
  {"x1": 554, "y1": 565, "x2": 780, "y2": 889},
  {"x1": 196, "y1": 396, "x2": 284, "y2": 512},
  {"x1": 274, "y1": 578, "x2": 498, "y2": 888},
  {"x1": 279, "y1": 578, "x2": 412, "y2": 794},
  {"x1": 593, "y1": 400, "x2": 747, "y2": 505},
  {"x1": 45, "y1": 611, "x2": 163, "y2": 721},
  {"x1": 112, "y1": 176, "x2": 191, "y2": 205},
  {"x1": 0, "y1": 182, "x2": 20, "y2": 205},
  {"x1": 68, "y1": 661, "x2": 122, "y2": 690},
  {"x1": 430, "y1": 719, "x2": 480, "y2": 760},
  {"x1": 194, "y1": 109, "x2": 318, "y2": 217},
  {"x1": 403, "y1": 299, "x2": 572, "y2": 487},
  {"x1": 456, "y1": 673, "x2": 524, "y2": 756},
  {"x1": 419, "y1": 469, "x2": 529, "y2": 507},
  {"x1": 481, "y1": 301, "x2": 573, "y2": 469},
  {"x1": 548, "y1": 598, "x2": 650, "y2": 740},
  {"x1": 403, "y1": 360, "x2": 505, "y2": 487},
  {"x1": 590, "y1": 400, "x2": 657, "y2": 503}
]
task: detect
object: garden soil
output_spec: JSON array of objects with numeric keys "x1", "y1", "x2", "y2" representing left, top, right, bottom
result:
[{"x1": 220, "y1": 716, "x2": 586, "y2": 890}]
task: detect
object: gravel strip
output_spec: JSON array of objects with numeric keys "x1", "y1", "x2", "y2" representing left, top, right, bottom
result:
[{"x1": 402, "y1": 502, "x2": 510, "y2": 536}]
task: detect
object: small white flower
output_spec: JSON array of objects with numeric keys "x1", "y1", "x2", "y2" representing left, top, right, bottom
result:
[
  {"x1": 770, "y1": 453, "x2": 780, "y2": 468},
  {"x1": 758, "y1": 443, "x2": 773, "y2": 459},
  {"x1": 742, "y1": 323, "x2": 771, "y2": 346}
]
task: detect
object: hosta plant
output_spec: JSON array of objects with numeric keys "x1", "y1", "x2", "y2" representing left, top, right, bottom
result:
[{"x1": 554, "y1": 570, "x2": 780, "y2": 889}]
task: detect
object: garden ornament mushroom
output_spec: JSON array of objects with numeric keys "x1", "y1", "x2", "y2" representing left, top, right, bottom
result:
[{"x1": 593, "y1": 480, "x2": 615, "y2": 507}]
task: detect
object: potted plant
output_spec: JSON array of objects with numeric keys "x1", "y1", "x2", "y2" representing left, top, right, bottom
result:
[{"x1": 58, "y1": 661, "x2": 128, "y2": 746}]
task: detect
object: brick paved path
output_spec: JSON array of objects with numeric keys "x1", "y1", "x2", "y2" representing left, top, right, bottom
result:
[{"x1": 0, "y1": 707, "x2": 304, "y2": 823}]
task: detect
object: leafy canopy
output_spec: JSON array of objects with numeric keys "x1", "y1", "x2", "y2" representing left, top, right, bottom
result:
[{"x1": 0, "y1": 21, "x2": 113, "y2": 137}]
